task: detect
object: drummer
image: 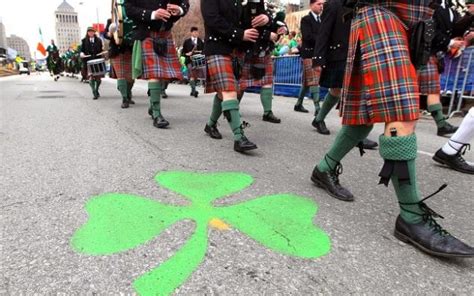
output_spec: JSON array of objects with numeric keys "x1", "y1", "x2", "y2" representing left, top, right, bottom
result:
[
  {"x1": 80, "y1": 27, "x2": 104, "y2": 100},
  {"x1": 182, "y1": 26, "x2": 204, "y2": 97}
]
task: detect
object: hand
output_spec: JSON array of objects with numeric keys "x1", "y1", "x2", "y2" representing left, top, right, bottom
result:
[
  {"x1": 277, "y1": 26, "x2": 287, "y2": 35},
  {"x1": 251, "y1": 14, "x2": 269, "y2": 27},
  {"x1": 109, "y1": 23, "x2": 117, "y2": 34},
  {"x1": 167, "y1": 4, "x2": 181, "y2": 16},
  {"x1": 451, "y1": 39, "x2": 464, "y2": 48},
  {"x1": 243, "y1": 28, "x2": 259, "y2": 42},
  {"x1": 155, "y1": 8, "x2": 171, "y2": 21},
  {"x1": 270, "y1": 32, "x2": 278, "y2": 42},
  {"x1": 465, "y1": 31, "x2": 474, "y2": 43}
]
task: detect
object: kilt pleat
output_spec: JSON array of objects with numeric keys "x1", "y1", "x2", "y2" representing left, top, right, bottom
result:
[
  {"x1": 205, "y1": 55, "x2": 237, "y2": 93},
  {"x1": 111, "y1": 51, "x2": 133, "y2": 80},
  {"x1": 141, "y1": 31, "x2": 182, "y2": 80},
  {"x1": 417, "y1": 55, "x2": 440, "y2": 95}
]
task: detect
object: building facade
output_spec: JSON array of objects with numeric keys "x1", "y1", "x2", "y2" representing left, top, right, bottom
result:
[
  {"x1": 6, "y1": 35, "x2": 31, "y2": 60},
  {"x1": 55, "y1": 0, "x2": 81, "y2": 52},
  {"x1": 0, "y1": 19, "x2": 7, "y2": 50}
]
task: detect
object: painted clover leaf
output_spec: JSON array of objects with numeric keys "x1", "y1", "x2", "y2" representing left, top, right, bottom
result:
[{"x1": 71, "y1": 171, "x2": 331, "y2": 295}]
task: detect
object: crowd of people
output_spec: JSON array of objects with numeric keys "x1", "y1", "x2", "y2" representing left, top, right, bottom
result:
[{"x1": 43, "y1": 0, "x2": 474, "y2": 259}]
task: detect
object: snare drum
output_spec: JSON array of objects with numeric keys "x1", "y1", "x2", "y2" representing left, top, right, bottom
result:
[
  {"x1": 191, "y1": 54, "x2": 206, "y2": 69},
  {"x1": 87, "y1": 58, "x2": 106, "y2": 76}
]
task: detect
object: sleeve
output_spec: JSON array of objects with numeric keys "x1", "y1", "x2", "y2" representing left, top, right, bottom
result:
[
  {"x1": 80, "y1": 39, "x2": 86, "y2": 54},
  {"x1": 313, "y1": 1, "x2": 338, "y2": 66},
  {"x1": 201, "y1": 0, "x2": 244, "y2": 45},
  {"x1": 300, "y1": 17, "x2": 315, "y2": 46},
  {"x1": 432, "y1": 9, "x2": 451, "y2": 52},
  {"x1": 124, "y1": 0, "x2": 154, "y2": 24},
  {"x1": 168, "y1": 0, "x2": 190, "y2": 23}
]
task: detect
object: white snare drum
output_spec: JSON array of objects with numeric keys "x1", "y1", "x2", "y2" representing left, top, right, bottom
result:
[
  {"x1": 87, "y1": 58, "x2": 106, "y2": 76},
  {"x1": 191, "y1": 54, "x2": 206, "y2": 69}
]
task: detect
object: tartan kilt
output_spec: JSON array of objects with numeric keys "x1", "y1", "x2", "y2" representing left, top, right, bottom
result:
[
  {"x1": 205, "y1": 55, "x2": 238, "y2": 93},
  {"x1": 141, "y1": 31, "x2": 182, "y2": 80},
  {"x1": 302, "y1": 58, "x2": 321, "y2": 87},
  {"x1": 239, "y1": 53, "x2": 273, "y2": 90},
  {"x1": 320, "y1": 60, "x2": 346, "y2": 89},
  {"x1": 341, "y1": 6, "x2": 420, "y2": 125},
  {"x1": 110, "y1": 51, "x2": 133, "y2": 80},
  {"x1": 417, "y1": 55, "x2": 440, "y2": 95}
]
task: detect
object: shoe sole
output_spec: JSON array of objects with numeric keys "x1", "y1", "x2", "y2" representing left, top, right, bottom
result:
[
  {"x1": 154, "y1": 122, "x2": 169, "y2": 129},
  {"x1": 263, "y1": 119, "x2": 281, "y2": 124},
  {"x1": 394, "y1": 229, "x2": 474, "y2": 258},
  {"x1": 234, "y1": 146, "x2": 258, "y2": 153},
  {"x1": 294, "y1": 109, "x2": 309, "y2": 113},
  {"x1": 433, "y1": 154, "x2": 474, "y2": 175},
  {"x1": 310, "y1": 175, "x2": 354, "y2": 202}
]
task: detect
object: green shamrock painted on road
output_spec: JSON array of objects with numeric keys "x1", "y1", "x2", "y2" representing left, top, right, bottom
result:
[{"x1": 71, "y1": 171, "x2": 331, "y2": 295}]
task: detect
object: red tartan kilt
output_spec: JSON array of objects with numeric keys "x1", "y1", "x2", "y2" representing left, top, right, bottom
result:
[
  {"x1": 239, "y1": 53, "x2": 273, "y2": 90},
  {"x1": 417, "y1": 55, "x2": 440, "y2": 95},
  {"x1": 141, "y1": 32, "x2": 182, "y2": 80},
  {"x1": 302, "y1": 58, "x2": 321, "y2": 87},
  {"x1": 110, "y1": 52, "x2": 133, "y2": 80},
  {"x1": 205, "y1": 55, "x2": 237, "y2": 93},
  {"x1": 341, "y1": 6, "x2": 420, "y2": 125}
]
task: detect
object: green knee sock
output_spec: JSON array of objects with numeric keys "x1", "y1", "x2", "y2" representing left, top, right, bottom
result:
[
  {"x1": 97, "y1": 79, "x2": 101, "y2": 89},
  {"x1": 237, "y1": 92, "x2": 244, "y2": 103},
  {"x1": 316, "y1": 92, "x2": 340, "y2": 122},
  {"x1": 379, "y1": 134, "x2": 423, "y2": 224},
  {"x1": 310, "y1": 85, "x2": 320, "y2": 115},
  {"x1": 317, "y1": 125, "x2": 373, "y2": 172},
  {"x1": 208, "y1": 94, "x2": 222, "y2": 126},
  {"x1": 296, "y1": 86, "x2": 307, "y2": 106},
  {"x1": 148, "y1": 81, "x2": 162, "y2": 118},
  {"x1": 127, "y1": 80, "x2": 134, "y2": 99},
  {"x1": 117, "y1": 79, "x2": 128, "y2": 102},
  {"x1": 222, "y1": 100, "x2": 243, "y2": 141},
  {"x1": 427, "y1": 103, "x2": 446, "y2": 128},
  {"x1": 190, "y1": 80, "x2": 196, "y2": 92},
  {"x1": 89, "y1": 80, "x2": 96, "y2": 94},
  {"x1": 260, "y1": 87, "x2": 273, "y2": 115}
]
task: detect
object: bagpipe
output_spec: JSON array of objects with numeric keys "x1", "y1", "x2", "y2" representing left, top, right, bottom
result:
[{"x1": 241, "y1": 0, "x2": 287, "y2": 57}]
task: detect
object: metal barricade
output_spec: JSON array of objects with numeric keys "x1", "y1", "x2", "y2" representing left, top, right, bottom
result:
[
  {"x1": 272, "y1": 55, "x2": 303, "y2": 97},
  {"x1": 443, "y1": 46, "x2": 474, "y2": 117}
]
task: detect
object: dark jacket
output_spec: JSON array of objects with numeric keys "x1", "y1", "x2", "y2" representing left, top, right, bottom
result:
[
  {"x1": 431, "y1": 3, "x2": 461, "y2": 53},
  {"x1": 300, "y1": 12, "x2": 322, "y2": 59},
  {"x1": 452, "y1": 13, "x2": 474, "y2": 38},
  {"x1": 182, "y1": 37, "x2": 204, "y2": 64},
  {"x1": 313, "y1": 0, "x2": 350, "y2": 66},
  {"x1": 201, "y1": 0, "x2": 245, "y2": 56},
  {"x1": 80, "y1": 36, "x2": 103, "y2": 62},
  {"x1": 104, "y1": 19, "x2": 133, "y2": 58},
  {"x1": 124, "y1": 0, "x2": 189, "y2": 41}
]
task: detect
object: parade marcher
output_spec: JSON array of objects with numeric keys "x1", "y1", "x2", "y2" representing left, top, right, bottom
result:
[
  {"x1": 293, "y1": 0, "x2": 324, "y2": 119},
  {"x1": 311, "y1": 0, "x2": 474, "y2": 257},
  {"x1": 418, "y1": 0, "x2": 461, "y2": 136},
  {"x1": 453, "y1": 0, "x2": 474, "y2": 44},
  {"x1": 201, "y1": 0, "x2": 261, "y2": 152},
  {"x1": 46, "y1": 39, "x2": 62, "y2": 81},
  {"x1": 237, "y1": 3, "x2": 287, "y2": 124},
  {"x1": 433, "y1": 107, "x2": 474, "y2": 174},
  {"x1": 125, "y1": 0, "x2": 189, "y2": 128},
  {"x1": 80, "y1": 27, "x2": 104, "y2": 100},
  {"x1": 104, "y1": 18, "x2": 136, "y2": 109},
  {"x1": 310, "y1": 0, "x2": 378, "y2": 150},
  {"x1": 182, "y1": 26, "x2": 204, "y2": 97}
]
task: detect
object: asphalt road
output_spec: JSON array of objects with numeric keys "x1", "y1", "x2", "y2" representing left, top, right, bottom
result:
[{"x1": 1, "y1": 73, "x2": 473, "y2": 295}]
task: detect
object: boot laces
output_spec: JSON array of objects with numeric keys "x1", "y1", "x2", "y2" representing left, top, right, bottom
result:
[
  {"x1": 399, "y1": 184, "x2": 450, "y2": 236},
  {"x1": 324, "y1": 154, "x2": 343, "y2": 185}
]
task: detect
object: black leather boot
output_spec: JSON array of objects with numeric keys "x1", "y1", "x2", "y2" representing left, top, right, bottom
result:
[
  {"x1": 437, "y1": 122, "x2": 458, "y2": 136},
  {"x1": 311, "y1": 165, "x2": 354, "y2": 201},
  {"x1": 153, "y1": 116, "x2": 169, "y2": 128},
  {"x1": 234, "y1": 136, "x2": 257, "y2": 152},
  {"x1": 433, "y1": 146, "x2": 474, "y2": 174},
  {"x1": 294, "y1": 104, "x2": 309, "y2": 113},
  {"x1": 262, "y1": 111, "x2": 281, "y2": 123},
  {"x1": 312, "y1": 118, "x2": 330, "y2": 135},
  {"x1": 204, "y1": 123, "x2": 222, "y2": 139}
]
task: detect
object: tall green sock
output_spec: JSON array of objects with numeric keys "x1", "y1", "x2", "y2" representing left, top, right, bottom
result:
[
  {"x1": 237, "y1": 92, "x2": 244, "y2": 103},
  {"x1": 317, "y1": 125, "x2": 373, "y2": 172},
  {"x1": 117, "y1": 79, "x2": 128, "y2": 102},
  {"x1": 190, "y1": 80, "x2": 196, "y2": 92},
  {"x1": 379, "y1": 133, "x2": 423, "y2": 224},
  {"x1": 89, "y1": 80, "x2": 95, "y2": 94},
  {"x1": 127, "y1": 80, "x2": 135, "y2": 99},
  {"x1": 222, "y1": 100, "x2": 243, "y2": 141},
  {"x1": 427, "y1": 103, "x2": 446, "y2": 128},
  {"x1": 208, "y1": 94, "x2": 222, "y2": 126},
  {"x1": 296, "y1": 86, "x2": 307, "y2": 106},
  {"x1": 148, "y1": 81, "x2": 162, "y2": 118},
  {"x1": 310, "y1": 85, "x2": 320, "y2": 115},
  {"x1": 316, "y1": 92, "x2": 340, "y2": 122},
  {"x1": 260, "y1": 87, "x2": 273, "y2": 115}
]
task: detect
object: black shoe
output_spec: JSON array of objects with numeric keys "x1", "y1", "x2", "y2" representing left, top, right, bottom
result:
[
  {"x1": 312, "y1": 118, "x2": 330, "y2": 135},
  {"x1": 262, "y1": 112, "x2": 281, "y2": 123},
  {"x1": 121, "y1": 101, "x2": 129, "y2": 109},
  {"x1": 194, "y1": 90, "x2": 199, "y2": 98},
  {"x1": 128, "y1": 99, "x2": 135, "y2": 104},
  {"x1": 148, "y1": 108, "x2": 153, "y2": 117},
  {"x1": 311, "y1": 166, "x2": 354, "y2": 201},
  {"x1": 433, "y1": 148, "x2": 474, "y2": 174},
  {"x1": 92, "y1": 95, "x2": 98, "y2": 100},
  {"x1": 294, "y1": 104, "x2": 309, "y2": 113},
  {"x1": 96, "y1": 91, "x2": 100, "y2": 98},
  {"x1": 437, "y1": 122, "x2": 458, "y2": 136},
  {"x1": 204, "y1": 124, "x2": 222, "y2": 139},
  {"x1": 360, "y1": 138, "x2": 378, "y2": 150},
  {"x1": 162, "y1": 91, "x2": 168, "y2": 98},
  {"x1": 394, "y1": 215, "x2": 474, "y2": 258},
  {"x1": 234, "y1": 136, "x2": 257, "y2": 152},
  {"x1": 153, "y1": 116, "x2": 169, "y2": 128}
]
